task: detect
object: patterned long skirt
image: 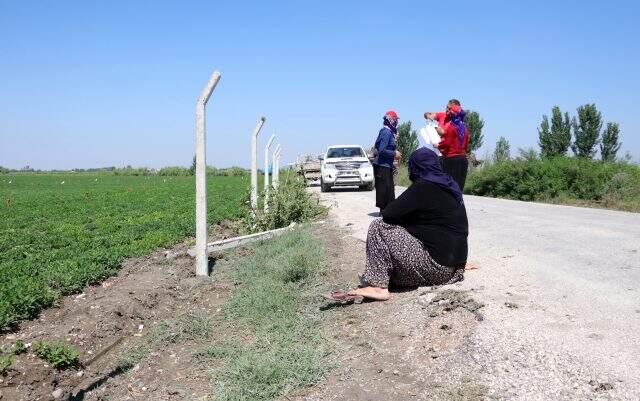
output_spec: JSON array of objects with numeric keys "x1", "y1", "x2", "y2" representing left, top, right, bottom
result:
[{"x1": 362, "y1": 219, "x2": 464, "y2": 288}]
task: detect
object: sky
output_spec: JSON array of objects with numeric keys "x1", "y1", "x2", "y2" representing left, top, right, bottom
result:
[{"x1": 1, "y1": 0, "x2": 638, "y2": 170}]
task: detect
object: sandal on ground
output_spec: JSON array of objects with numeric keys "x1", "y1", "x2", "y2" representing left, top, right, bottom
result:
[{"x1": 322, "y1": 290, "x2": 360, "y2": 302}]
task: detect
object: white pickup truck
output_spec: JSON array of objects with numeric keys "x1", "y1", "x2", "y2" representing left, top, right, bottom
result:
[{"x1": 320, "y1": 145, "x2": 375, "y2": 192}]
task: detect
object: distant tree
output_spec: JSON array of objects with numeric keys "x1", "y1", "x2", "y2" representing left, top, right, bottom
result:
[
  {"x1": 571, "y1": 104, "x2": 602, "y2": 158},
  {"x1": 516, "y1": 147, "x2": 539, "y2": 162},
  {"x1": 537, "y1": 115, "x2": 553, "y2": 157},
  {"x1": 600, "y1": 122, "x2": 622, "y2": 162},
  {"x1": 550, "y1": 106, "x2": 572, "y2": 155},
  {"x1": 494, "y1": 137, "x2": 511, "y2": 163},
  {"x1": 396, "y1": 121, "x2": 419, "y2": 164},
  {"x1": 465, "y1": 110, "x2": 484, "y2": 153},
  {"x1": 189, "y1": 155, "x2": 196, "y2": 175},
  {"x1": 538, "y1": 106, "x2": 572, "y2": 157}
]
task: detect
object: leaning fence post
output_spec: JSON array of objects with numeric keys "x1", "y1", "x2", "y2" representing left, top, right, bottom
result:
[
  {"x1": 264, "y1": 134, "x2": 276, "y2": 212},
  {"x1": 195, "y1": 70, "x2": 221, "y2": 277},
  {"x1": 250, "y1": 117, "x2": 266, "y2": 210}
]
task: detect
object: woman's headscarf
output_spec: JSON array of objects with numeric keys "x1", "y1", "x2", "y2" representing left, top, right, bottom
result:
[
  {"x1": 408, "y1": 147, "x2": 463, "y2": 204},
  {"x1": 447, "y1": 104, "x2": 467, "y2": 146},
  {"x1": 383, "y1": 111, "x2": 399, "y2": 135}
]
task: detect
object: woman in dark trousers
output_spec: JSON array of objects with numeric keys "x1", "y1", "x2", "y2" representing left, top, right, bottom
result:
[
  {"x1": 373, "y1": 110, "x2": 401, "y2": 213},
  {"x1": 425, "y1": 99, "x2": 469, "y2": 189},
  {"x1": 324, "y1": 147, "x2": 468, "y2": 302}
]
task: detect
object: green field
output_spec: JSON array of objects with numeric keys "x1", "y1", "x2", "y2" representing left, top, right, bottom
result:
[{"x1": 0, "y1": 174, "x2": 248, "y2": 330}]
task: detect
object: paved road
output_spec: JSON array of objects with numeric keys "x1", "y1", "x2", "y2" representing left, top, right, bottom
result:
[{"x1": 312, "y1": 186, "x2": 640, "y2": 399}]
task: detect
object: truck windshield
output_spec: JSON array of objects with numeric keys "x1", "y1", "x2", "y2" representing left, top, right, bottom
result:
[{"x1": 327, "y1": 147, "x2": 364, "y2": 158}]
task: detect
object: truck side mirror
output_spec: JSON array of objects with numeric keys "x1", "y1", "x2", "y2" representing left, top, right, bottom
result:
[{"x1": 318, "y1": 155, "x2": 324, "y2": 160}]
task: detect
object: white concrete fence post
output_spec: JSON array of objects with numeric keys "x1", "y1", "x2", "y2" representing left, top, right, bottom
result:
[
  {"x1": 195, "y1": 70, "x2": 221, "y2": 277},
  {"x1": 272, "y1": 144, "x2": 281, "y2": 189},
  {"x1": 264, "y1": 134, "x2": 276, "y2": 212},
  {"x1": 250, "y1": 117, "x2": 266, "y2": 210},
  {"x1": 274, "y1": 147, "x2": 282, "y2": 189}
]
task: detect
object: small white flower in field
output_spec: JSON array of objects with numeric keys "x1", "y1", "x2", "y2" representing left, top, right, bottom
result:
[
  {"x1": 8, "y1": 180, "x2": 12, "y2": 184},
  {"x1": 61, "y1": 181, "x2": 65, "y2": 184},
  {"x1": 163, "y1": 179, "x2": 167, "y2": 183},
  {"x1": 95, "y1": 178, "x2": 98, "y2": 181}
]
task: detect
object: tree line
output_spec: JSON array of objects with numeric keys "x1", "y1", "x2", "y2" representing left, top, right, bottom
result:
[{"x1": 393, "y1": 103, "x2": 625, "y2": 165}]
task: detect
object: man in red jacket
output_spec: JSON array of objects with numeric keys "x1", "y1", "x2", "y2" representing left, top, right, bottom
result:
[{"x1": 424, "y1": 99, "x2": 469, "y2": 189}]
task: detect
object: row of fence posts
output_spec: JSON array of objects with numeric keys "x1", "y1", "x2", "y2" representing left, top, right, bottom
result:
[{"x1": 194, "y1": 70, "x2": 283, "y2": 276}]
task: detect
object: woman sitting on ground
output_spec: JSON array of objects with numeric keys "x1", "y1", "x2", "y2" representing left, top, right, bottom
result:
[{"x1": 331, "y1": 147, "x2": 468, "y2": 302}]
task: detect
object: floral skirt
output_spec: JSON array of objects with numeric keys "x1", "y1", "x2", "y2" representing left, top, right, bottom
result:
[{"x1": 362, "y1": 219, "x2": 464, "y2": 288}]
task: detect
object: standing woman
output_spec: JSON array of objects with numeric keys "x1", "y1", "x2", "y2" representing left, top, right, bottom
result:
[
  {"x1": 373, "y1": 110, "x2": 401, "y2": 213},
  {"x1": 425, "y1": 99, "x2": 469, "y2": 189}
]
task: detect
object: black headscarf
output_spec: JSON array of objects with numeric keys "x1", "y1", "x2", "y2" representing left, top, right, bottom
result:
[{"x1": 408, "y1": 147, "x2": 463, "y2": 204}]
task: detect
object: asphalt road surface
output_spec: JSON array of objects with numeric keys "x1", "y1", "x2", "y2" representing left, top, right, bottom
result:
[{"x1": 312, "y1": 186, "x2": 640, "y2": 399}]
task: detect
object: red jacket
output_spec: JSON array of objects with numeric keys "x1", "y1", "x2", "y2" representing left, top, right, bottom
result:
[{"x1": 435, "y1": 112, "x2": 469, "y2": 158}]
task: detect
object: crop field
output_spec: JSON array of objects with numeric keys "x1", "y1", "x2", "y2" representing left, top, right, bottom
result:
[{"x1": 0, "y1": 174, "x2": 248, "y2": 330}]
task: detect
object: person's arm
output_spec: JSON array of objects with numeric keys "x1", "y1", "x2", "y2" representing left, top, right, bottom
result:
[{"x1": 381, "y1": 184, "x2": 421, "y2": 224}]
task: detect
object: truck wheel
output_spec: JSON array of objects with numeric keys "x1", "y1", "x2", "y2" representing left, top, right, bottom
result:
[
  {"x1": 365, "y1": 182, "x2": 374, "y2": 191},
  {"x1": 321, "y1": 180, "x2": 330, "y2": 192}
]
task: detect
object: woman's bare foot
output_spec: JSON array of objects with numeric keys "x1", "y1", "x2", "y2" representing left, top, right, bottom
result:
[
  {"x1": 465, "y1": 262, "x2": 480, "y2": 270},
  {"x1": 347, "y1": 286, "x2": 390, "y2": 301}
]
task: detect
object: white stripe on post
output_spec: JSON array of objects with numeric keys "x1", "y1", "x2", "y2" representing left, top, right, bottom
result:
[
  {"x1": 264, "y1": 134, "x2": 276, "y2": 212},
  {"x1": 195, "y1": 70, "x2": 221, "y2": 277},
  {"x1": 250, "y1": 117, "x2": 266, "y2": 210}
]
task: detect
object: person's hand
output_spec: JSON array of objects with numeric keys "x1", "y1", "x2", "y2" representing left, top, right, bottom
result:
[
  {"x1": 395, "y1": 150, "x2": 402, "y2": 160},
  {"x1": 435, "y1": 126, "x2": 445, "y2": 136}
]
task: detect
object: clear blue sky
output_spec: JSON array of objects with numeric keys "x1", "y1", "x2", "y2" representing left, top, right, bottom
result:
[{"x1": 1, "y1": 0, "x2": 638, "y2": 170}]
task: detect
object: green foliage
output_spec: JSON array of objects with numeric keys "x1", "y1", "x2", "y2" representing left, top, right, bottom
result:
[
  {"x1": 0, "y1": 354, "x2": 14, "y2": 374},
  {"x1": 396, "y1": 121, "x2": 419, "y2": 163},
  {"x1": 32, "y1": 341, "x2": 79, "y2": 368},
  {"x1": 13, "y1": 340, "x2": 27, "y2": 355},
  {"x1": 466, "y1": 157, "x2": 640, "y2": 211},
  {"x1": 156, "y1": 166, "x2": 192, "y2": 176},
  {"x1": 205, "y1": 228, "x2": 328, "y2": 401},
  {"x1": 600, "y1": 122, "x2": 622, "y2": 162},
  {"x1": 516, "y1": 147, "x2": 539, "y2": 162},
  {"x1": 248, "y1": 174, "x2": 325, "y2": 232},
  {"x1": 494, "y1": 137, "x2": 511, "y2": 163},
  {"x1": 539, "y1": 106, "x2": 571, "y2": 157},
  {"x1": 0, "y1": 175, "x2": 247, "y2": 330},
  {"x1": 571, "y1": 104, "x2": 602, "y2": 158},
  {"x1": 466, "y1": 110, "x2": 484, "y2": 153},
  {"x1": 189, "y1": 155, "x2": 196, "y2": 176}
]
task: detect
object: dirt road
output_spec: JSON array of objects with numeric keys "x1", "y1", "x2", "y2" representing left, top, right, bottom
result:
[{"x1": 310, "y1": 187, "x2": 640, "y2": 400}]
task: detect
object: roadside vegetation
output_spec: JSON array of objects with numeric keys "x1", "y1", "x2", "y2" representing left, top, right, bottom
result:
[
  {"x1": 394, "y1": 104, "x2": 638, "y2": 212},
  {"x1": 202, "y1": 227, "x2": 329, "y2": 400},
  {"x1": 247, "y1": 172, "x2": 325, "y2": 232},
  {"x1": 0, "y1": 174, "x2": 247, "y2": 330}
]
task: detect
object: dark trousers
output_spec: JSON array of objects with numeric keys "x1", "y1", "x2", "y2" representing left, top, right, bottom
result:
[
  {"x1": 374, "y1": 165, "x2": 395, "y2": 211},
  {"x1": 442, "y1": 155, "x2": 469, "y2": 190}
]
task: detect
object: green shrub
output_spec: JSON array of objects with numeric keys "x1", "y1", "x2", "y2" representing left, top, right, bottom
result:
[
  {"x1": 0, "y1": 355, "x2": 14, "y2": 374},
  {"x1": 466, "y1": 157, "x2": 640, "y2": 211},
  {"x1": 247, "y1": 173, "x2": 325, "y2": 232},
  {"x1": 13, "y1": 340, "x2": 27, "y2": 355},
  {"x1": 32, "y1": 341, "x2": 80, "y2": 368}
]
